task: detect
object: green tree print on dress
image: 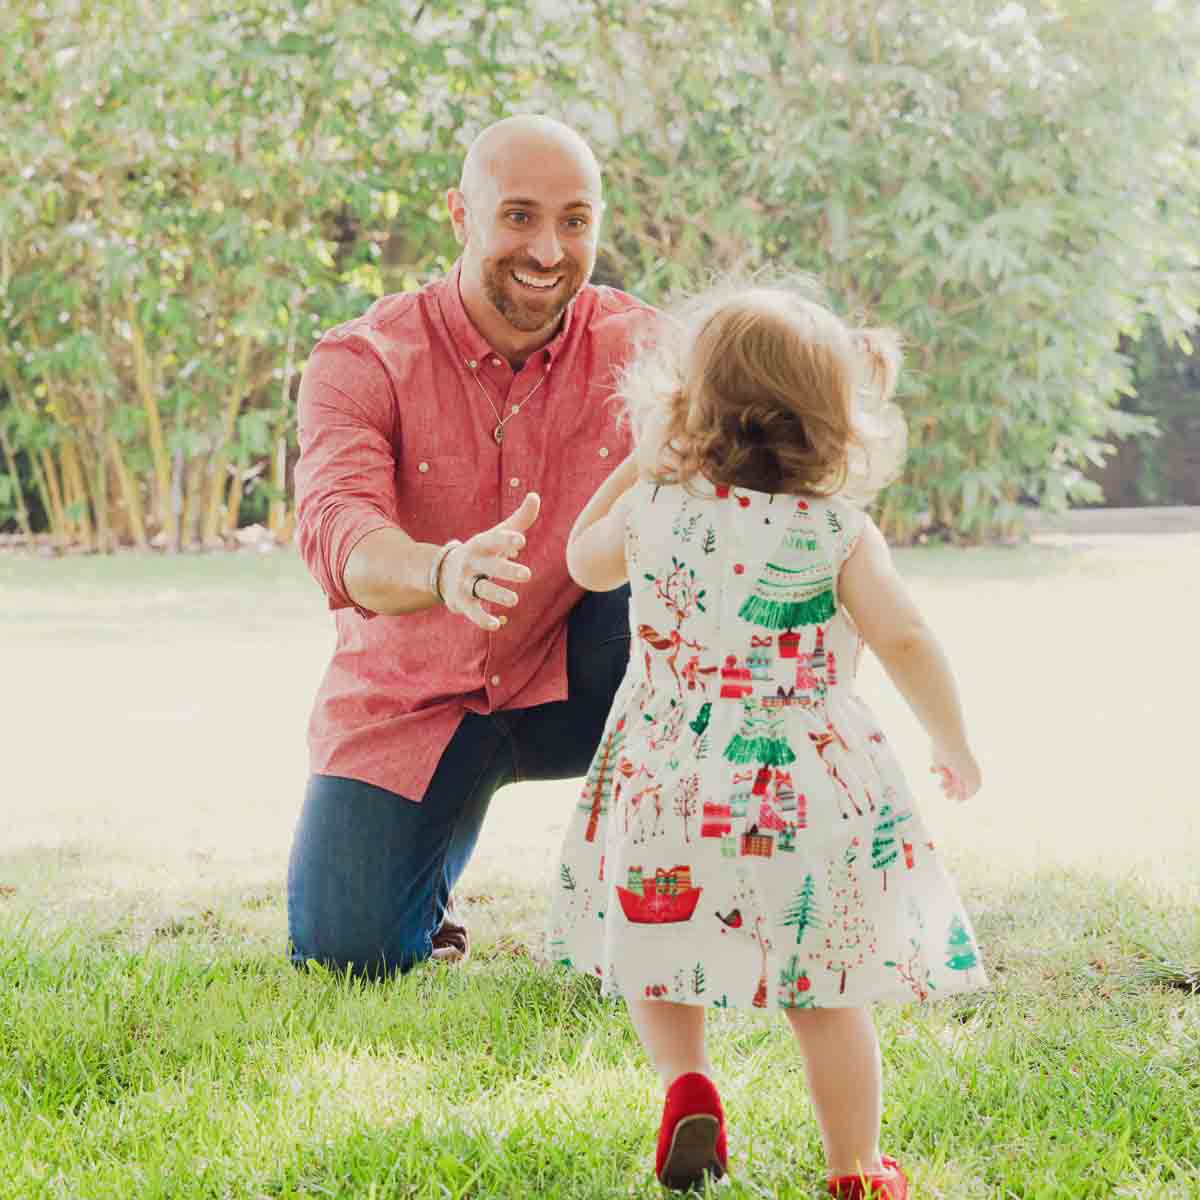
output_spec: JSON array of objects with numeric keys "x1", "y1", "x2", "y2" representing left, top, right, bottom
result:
[
  {"x1": 781, "y1": 872, "x2": 820, "y2": 945},
  {"x1": 723, "y1": 701, "x2": 797, "y2": 766},
  {"x1": 870, "y1": 803, "x2": 911, "y2": 892},
  {"x1": 778, "y1": 953, "x2": 816, "y2": 1009},
  {"x1": 946, "y1": 915, "x2": 979, "y2": 970},
  {"x1": 738, "y1": 560, "x2": 835, "y2": 629}
]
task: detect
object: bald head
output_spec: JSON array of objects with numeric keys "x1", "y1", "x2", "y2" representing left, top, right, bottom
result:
[
  {"x1": 448, "y1": 115, "x2": 604, "y2": 361},
  {"x1": 459, "y1": 115, "x2": 602, "y2": 209}
]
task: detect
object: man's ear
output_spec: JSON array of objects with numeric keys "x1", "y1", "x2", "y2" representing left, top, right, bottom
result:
[{"x1": 447, "y1": 188, "x2": 468, "y2": 247}]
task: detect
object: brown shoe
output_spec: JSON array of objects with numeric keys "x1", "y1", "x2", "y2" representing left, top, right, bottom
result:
[{"x1": 430, "y1": 899, "x2": 469, "y2": 963}]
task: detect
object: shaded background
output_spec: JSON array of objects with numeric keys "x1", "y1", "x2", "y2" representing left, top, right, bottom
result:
[{"x1": 1, "y1": 0, "x2": 1198, "y2": 553}]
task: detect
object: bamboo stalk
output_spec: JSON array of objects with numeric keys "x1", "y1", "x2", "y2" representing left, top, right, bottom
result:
[
  {"x1": 0, "y1": 423, "x2": 33, "y2": 541},
  {"x1": 200, "y1": 332, "x2": 254, "y2": 545},
  {"x1": 125, "y1": 293, "x2": 176, "y2": 544},
  {"x1": 269, "y1": 297, "x2": 300, "y2": 539},
  {"x1": 40, "y1": 447, "x2": 68, "y2": 543},
  {"x1": 60, "y1": 441, "x2": 94, "y2": 550},
  {"x1": 179, "y1": 450, "x2": 205, "y2": 549},
  {"x1": 0, "y1": 352, "x2": 67, "y2": 542},
  {"x1": 108, "y1": 433, "x2": 148, "y2": 549}
]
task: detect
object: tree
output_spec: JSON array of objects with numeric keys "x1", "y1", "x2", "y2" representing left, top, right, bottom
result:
[
  {"x1": 946, "y1": 914, "x2": 979, "y2": 971},
  {"x1": 781, "y1": 873, "x2": 821, "y2": 946}
]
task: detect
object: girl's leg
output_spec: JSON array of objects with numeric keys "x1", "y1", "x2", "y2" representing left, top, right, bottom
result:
[
  {"x1": 626, "y1": 997, "x2": 711, "y2": 1087},
  {"x1": 784, "y1": 1005, "x2": 884, "y2": 1177}
]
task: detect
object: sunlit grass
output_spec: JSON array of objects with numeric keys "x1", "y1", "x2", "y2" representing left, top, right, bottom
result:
[{"x1": 3, "y1": 531, "x2": 1198, "y2": 1197}]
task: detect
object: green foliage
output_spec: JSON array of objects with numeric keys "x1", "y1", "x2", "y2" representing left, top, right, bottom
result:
[{"x1": 0, "y1": 0, "x2": 1197, "y2": 546}]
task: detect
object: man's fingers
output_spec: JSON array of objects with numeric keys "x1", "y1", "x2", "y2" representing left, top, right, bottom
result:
[
  {"x1": 475, "y1": 554, "x2": 531, "y2": 584},
  {"x1": 474, "y1": 577, "x2": 519, "y2": 608}
]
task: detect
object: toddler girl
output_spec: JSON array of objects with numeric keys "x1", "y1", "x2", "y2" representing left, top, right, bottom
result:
[{"x1": 547, "y1": 280, "x2": 986, "y2": 1198}]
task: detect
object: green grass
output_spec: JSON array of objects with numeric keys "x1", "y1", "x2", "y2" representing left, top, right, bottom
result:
[{"x1": 3, "y1": 534, "x2": 1199, "y2": 1198}]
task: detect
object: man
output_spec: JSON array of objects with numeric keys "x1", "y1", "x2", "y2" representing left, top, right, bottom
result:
[{"x1": 289, "y1": 115, "x2": 657, "y2": 977}]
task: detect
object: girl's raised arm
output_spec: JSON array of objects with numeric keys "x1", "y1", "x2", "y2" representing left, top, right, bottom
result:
[{"x1": 566, "y1": 454, "x2": 640, "y2": 592}]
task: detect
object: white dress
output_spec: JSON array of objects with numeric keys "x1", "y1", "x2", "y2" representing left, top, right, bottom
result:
[{"x1": 547, "y1": 479, "x2": 988, "y2": 1011}]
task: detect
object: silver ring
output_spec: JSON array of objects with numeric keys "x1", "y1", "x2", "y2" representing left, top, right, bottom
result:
[{"x1": 470, "y1": 573, "x2": 489, "y2": 599}]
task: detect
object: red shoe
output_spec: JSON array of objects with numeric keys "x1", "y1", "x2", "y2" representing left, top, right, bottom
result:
[
  {"x1": 827, "y1": 1156, "x2": 908, "y2": 1199},
  {"x1": 655, "y1": 1072, "x2": 727, "y2": 1190}
]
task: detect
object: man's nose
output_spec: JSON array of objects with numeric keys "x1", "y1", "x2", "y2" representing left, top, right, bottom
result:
[{"x1": 528, "y1": 225, "x2": 563, "y2": 268}]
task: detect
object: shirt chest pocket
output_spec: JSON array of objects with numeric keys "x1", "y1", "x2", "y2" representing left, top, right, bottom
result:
[{"x1": 396, "y1": 455, "x2": 479, "y2": 538}]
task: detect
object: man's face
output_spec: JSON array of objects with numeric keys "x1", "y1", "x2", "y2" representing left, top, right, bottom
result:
[{"x1": 453, "y1": 141, "x2": 602, "y2": 336}]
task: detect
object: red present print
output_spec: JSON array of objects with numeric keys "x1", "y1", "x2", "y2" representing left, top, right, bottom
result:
[{"x1": 719, "y1": 655, "x2": 754, "y2": 699}]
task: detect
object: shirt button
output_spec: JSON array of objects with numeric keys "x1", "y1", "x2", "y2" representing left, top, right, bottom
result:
[
  {"x1": 467, "y1": 359, "x2": 478, "y2": 370},
  {"x1": 598, "y1": 447, "x2": 610, "y2": 458},
  {"x1": 490, "y1": 674, "x2": 501, "y2": 686},
  {"x1": 509, "y1": 477, "x2": 520, "y2": 488},
  {"x1": 417, "y1": 461, "x2": 429, "y2": 473},
  {"x1": 491, "y1": 356, "x2": 502, "y2": 367}
]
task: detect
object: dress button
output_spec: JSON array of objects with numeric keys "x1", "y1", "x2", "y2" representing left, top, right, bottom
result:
[
  {"x1": 490, "y1": 674, "x2": 501, "y2": 686},
  {"x1": 417, "y1": 461, "x2": 429, "y2": 473},
  {"x1": 598, "y1": 446, "x2": 610, "y2": 458},
  {"x1": 509, "y1": 477, "x2": 520, "y2": 488}
]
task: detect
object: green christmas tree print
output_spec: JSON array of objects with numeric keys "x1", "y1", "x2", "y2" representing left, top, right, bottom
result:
[
  {"x1": 781, "y1": 873, "x2": 820, "y2": 945},
  {"x1": 560, "y1": 863, "x2": 576, "y2": 891},
  {"x1": 778, "y1": 953, "x2": 815, "y2": 1009},
  {"x1": 870, "y1": 803, "x2": 911, "y2": 892},
  {"x1": 723, "y1": 701, "x2": 797, "y2": 767},
  {"x1": 689, "y1": 702, "x2": 712, "y2": 737},
  {"x1": 946, "y1": 915, "x2": 979, "y2": 970},
  {"x1": 826, "y1": 508, "x2": 843, "y2": 536},
  {"x1": 693, "y1": 962, "x2": 706, "y2": 996},
  {"x1": 702, "y1": 526, "x2": 717, "y2": 555},
  {"x1": 738, "y1": 560, "x2": 835, "y2": 629}
]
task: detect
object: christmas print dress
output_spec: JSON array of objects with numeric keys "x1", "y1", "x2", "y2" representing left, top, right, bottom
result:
[{"x1": 547, "y1": 479, "x2": 988, "y2": 1011}]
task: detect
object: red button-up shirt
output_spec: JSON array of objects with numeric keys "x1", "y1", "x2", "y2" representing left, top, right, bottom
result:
[{"x1": 295, "y1": 261, "x2": 657, "y2": 800}]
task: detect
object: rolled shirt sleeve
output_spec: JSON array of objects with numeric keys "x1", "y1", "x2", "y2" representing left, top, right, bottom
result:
[{"x1": 294, "y1": 332, "x2": 403, "y2": 615}]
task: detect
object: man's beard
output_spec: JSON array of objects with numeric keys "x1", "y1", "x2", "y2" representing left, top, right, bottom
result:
[{"x1": 481, "y1": 253, "x2": 587, "y2": 334}]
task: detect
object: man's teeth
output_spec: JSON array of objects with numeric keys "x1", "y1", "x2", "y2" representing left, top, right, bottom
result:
[{"x1": 513, "y1": 271, "x2": 560, "y2": 289}]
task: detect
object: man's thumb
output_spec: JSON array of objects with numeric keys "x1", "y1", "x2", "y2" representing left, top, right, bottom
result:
[{"x1": 502, "y1": 491, "x2": 541, "y2": 531}]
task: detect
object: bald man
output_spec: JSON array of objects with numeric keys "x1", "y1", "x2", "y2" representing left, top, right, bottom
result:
[{"x1": 289, "y1": 116, "x2": 658, "y2": 978}]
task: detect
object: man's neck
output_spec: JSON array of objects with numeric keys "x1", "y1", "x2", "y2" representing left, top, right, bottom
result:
[{"x1": 458, "y1": 279, "x2": 561, "y2": 371}]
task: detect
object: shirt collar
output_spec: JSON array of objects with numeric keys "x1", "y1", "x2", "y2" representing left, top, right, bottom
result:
[{"x1": 438, "y1": 258, "x2": 581, "y2": 371}]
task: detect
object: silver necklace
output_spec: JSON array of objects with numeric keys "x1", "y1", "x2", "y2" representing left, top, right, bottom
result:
[{"x1": 469, "y1": 365, "x2": 548, "y2": 445}]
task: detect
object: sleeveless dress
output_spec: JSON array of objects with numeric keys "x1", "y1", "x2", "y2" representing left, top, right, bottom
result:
[{"x1": 546, "y1": 479, "x2": 988, "y2": 1011}]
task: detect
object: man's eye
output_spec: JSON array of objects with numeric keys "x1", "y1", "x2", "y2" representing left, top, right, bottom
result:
[
  {"x1": 508, "y1": 212, "x2": 530, "y2": 225},
  {"x1": 565, "y1": 217, "x2": 590, "y2": 231}
]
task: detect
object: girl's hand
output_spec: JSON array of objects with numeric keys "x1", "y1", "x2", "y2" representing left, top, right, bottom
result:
[{"x1": 930, "y1": 742, "x2": 981, "y2": 802}]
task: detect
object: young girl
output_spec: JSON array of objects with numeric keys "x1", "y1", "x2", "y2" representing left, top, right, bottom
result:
[{"x1": 546, "y1": 281, "x2": 986, "y2": 1198}]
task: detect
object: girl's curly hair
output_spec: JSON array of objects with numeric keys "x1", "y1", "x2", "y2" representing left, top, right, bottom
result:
[{"x1": 621, "y1": 276, "x2": 907, "y2": 504}]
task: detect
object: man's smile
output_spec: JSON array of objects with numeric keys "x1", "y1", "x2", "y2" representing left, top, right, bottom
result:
[{"x1": 512, "y1": 269, "x2": 563, "y2": 291}]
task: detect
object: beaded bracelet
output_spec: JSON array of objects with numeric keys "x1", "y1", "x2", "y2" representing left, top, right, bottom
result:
[{"x1": 429, "y1": 539, "x2": 462, "y2": 604}]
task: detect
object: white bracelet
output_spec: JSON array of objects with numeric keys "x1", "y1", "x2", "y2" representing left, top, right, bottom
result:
[{"x1": 429, "y1": 539, "x2": 462, "y2": 603}]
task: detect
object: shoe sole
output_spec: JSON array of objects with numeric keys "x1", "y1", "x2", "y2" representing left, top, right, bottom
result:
[{"x1": 658, "y1": 1113, "x2": 724, "y2": 1190}]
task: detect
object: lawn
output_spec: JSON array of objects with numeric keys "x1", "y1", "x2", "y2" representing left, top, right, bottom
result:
[{"x1": 1, "y1": 529, "x2": 1198, "y2": 1199}]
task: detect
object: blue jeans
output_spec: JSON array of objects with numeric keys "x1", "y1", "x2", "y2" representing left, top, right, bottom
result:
[{"x1": 287, "y1": 586, "x2": 630, "y2": 978}]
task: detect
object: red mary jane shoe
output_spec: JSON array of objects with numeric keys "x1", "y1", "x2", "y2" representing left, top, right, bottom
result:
[
  {"x1": 827, "y1": 1155, "x2": 909, "y2": 1199},
  {"x1": 655, "y1": 1072, "x2": 728, "y2": 1190}
]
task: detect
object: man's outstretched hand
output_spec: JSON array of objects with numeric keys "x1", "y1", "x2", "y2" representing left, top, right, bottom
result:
[{"x1": 440, "y1": 493, "x2": 541, "y2": 631}]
